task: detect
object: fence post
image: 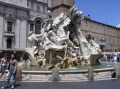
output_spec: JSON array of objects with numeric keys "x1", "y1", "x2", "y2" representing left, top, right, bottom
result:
[
  {"x1": 52, "y1": 67, "x2": 59, "y2": 81},
  {"x1": 16, "y1": 67, "x2": 22, "y2": 81},
  {"x1": 88, "y1": 67, "x2": 94, "y2": 80},
  {"x1": 115, "y1": 66, "x2": 120, "y2": 78}
]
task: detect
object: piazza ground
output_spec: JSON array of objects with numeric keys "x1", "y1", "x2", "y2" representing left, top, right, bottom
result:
[
  {"x1": 0, "y1": 79, "x2": 120, "y2": 89},
  {"x1": 0, "y1": 72, "x2": 120, "y2": 89}
]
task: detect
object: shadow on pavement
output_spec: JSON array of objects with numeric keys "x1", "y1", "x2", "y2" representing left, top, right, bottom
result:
[{"x1": 15, "y1": 84, "x2": 21, "y2": 88}]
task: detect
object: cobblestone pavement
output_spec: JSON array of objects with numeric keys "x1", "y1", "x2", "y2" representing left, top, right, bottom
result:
[
  {"x1": 0, "y1": 72, "x2": 120, "y2": 89},
  {"x1": 0, "y1": 79, "x2": 120, "y2": 89}
]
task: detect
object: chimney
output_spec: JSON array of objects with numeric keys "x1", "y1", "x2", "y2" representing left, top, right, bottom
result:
[{"x1": 87, "y1": 14, "x2": 91, "y2": 19}]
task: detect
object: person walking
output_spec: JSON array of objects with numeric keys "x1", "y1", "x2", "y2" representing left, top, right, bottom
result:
[
  {"x1": 0, "y1": 54, "x2": 7, "y2": 80},
  {"x1": 1, "y1": 54, "x2": 18, "y2": 89}
]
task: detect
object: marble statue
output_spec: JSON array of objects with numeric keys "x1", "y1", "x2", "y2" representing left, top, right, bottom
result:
[{"x1": 26, "y1": 5, "x2": 102, "y2": 69}]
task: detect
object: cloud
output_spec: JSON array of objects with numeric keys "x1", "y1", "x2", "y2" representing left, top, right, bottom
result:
[{"x1": 116, "y1": 24, "x2": 120, "y2": 28}]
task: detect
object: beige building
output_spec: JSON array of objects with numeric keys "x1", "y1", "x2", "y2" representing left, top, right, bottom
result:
[
  {"x1": 81, "y1": 17, "x2": 120, "y2": 52},
  {"x1": 50, "y1": 0, "x2": 120, "y2": 52}
]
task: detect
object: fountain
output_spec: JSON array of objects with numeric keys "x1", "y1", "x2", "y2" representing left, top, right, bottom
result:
[{"x1": 25, "y1": 5, "x2": 103, "y2": 70}]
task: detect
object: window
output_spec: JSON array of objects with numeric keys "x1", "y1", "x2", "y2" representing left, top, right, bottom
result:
[
  {"x1": 27, "y1": 0, "x2": 29, "y2": 6},
  {"x1": 91, "y1": 27, "x2": 93, "y2": 32},
  {"x1": 105, "y1": 28, "x2": 107, "y2": 34},
  {"x1": 43, "y1": 5, "x2": 47, "y2": 13},
  {"x1": 43, "y1": 5, "x2": 46, "y2": 13},
  {"x1": 115, "y1": 49, "x2": 117, "y2": 52},
  {"x1": 100, "y1": 29, "x2": 102, "y2": 33},
  {"x1": 113, "y1": 40, "x2": 114, "y2": 44},
  {"x1": 35, "y1": 20, "x2": 41, "y2": 34},
  {"x1": 96, "y1": 36, "x2": 99, "y2": 42},
  {"x1": 117, "y1": 40, "x2": 119, "y2": 45},
  {"x1": 30, "y1": 23, "x2": 34, "y2": 31},
  {"x1": 31, "y1": 1, "x2": 34, "y2": 10},
  {"x1": 7, "y1": 21, "x2": 13, "y2": 32},
  {"x1": 105, "y1": 38, "x2": 107, "y2": 43},
  {"x1": 109, "y1": 39, "x2": 111, "y2": 44},
  {"x1": 36, "y1": 3, "x2": 40, "y2": 12},
  {"x1": 96, "y1": 28, "x2": 98, "y2": 33},
  {"x1": 7, "y1": 38, "x2": 12, "y2": 49},
  {"x1": 40, "y1": 4, "x2": 43, "y2": 13}
]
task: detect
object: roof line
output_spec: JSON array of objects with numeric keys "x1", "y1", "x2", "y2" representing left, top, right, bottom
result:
[{"x1": 86, "y1": 18, "x2": 120, "y2": 29}]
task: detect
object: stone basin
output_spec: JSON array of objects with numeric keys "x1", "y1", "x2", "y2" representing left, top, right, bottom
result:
[{"x1": 21, "y1": 62, "x2": 120, "y2": 71}]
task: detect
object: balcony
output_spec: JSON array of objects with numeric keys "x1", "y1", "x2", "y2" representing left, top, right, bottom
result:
[
  {"x1": 99, "y1": 39, "x2": 106, "y2": 46},
  {"x1": 4, "y1": 31, "x2": 15, "y2": 37}
]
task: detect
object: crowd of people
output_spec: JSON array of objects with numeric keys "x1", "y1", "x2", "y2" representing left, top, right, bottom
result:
[
  {"x1": 101, "y1": 52, "x2": 120, "y2": 62},
  {"x1": 0, "y1": 53, "x2": 18, "y2": 89}
]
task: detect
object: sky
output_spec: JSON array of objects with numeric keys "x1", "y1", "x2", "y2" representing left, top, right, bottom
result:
[{"x1": 75, "y1": 0, "x2": 120, "y2": 27}]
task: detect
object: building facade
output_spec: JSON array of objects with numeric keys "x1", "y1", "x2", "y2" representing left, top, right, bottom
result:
[
  {"x1": 0, "y1": 0, "x2": 48, "y2": 58},
  {"x1": 51, "y1": 0, "x2": 120, "y2": 52},
  {"x1": 81, "y1": 17, "x2": 120, "y2": 52}
]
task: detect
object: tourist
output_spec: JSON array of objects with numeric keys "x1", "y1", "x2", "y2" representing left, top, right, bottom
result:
[
  {"x1": 117, "y1": 54, "x2": 120, "y2": 62},
  {"x1": 0, "y1": 54, "x2": 7, "y2": 80},
  {"x1": 103, "y1": 54, "x2": 107, "y2": 62},
  {"x1": 1, "y1": 54, "x2": 18, "y2": 89},
  {"x1": 119, "y1": 54, "x2": 120, "y2": 62},
  {"x1": 113, "y1": 54, "x2": 117, "y2": 63},
  {"x1": 111, "y1": 70, "x2": 116, "y2": 78}
]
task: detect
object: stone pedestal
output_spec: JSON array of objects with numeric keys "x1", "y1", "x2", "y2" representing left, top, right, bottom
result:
[
  {"x1": 52, "y1": 68, "x2": 59, "y2": 81},
  {"x1": 88, "y1": 67, "x2": 94, "y2": 80},
  {"x1": 16, "y1": 67, "x2": 22, "y2": 81}
]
